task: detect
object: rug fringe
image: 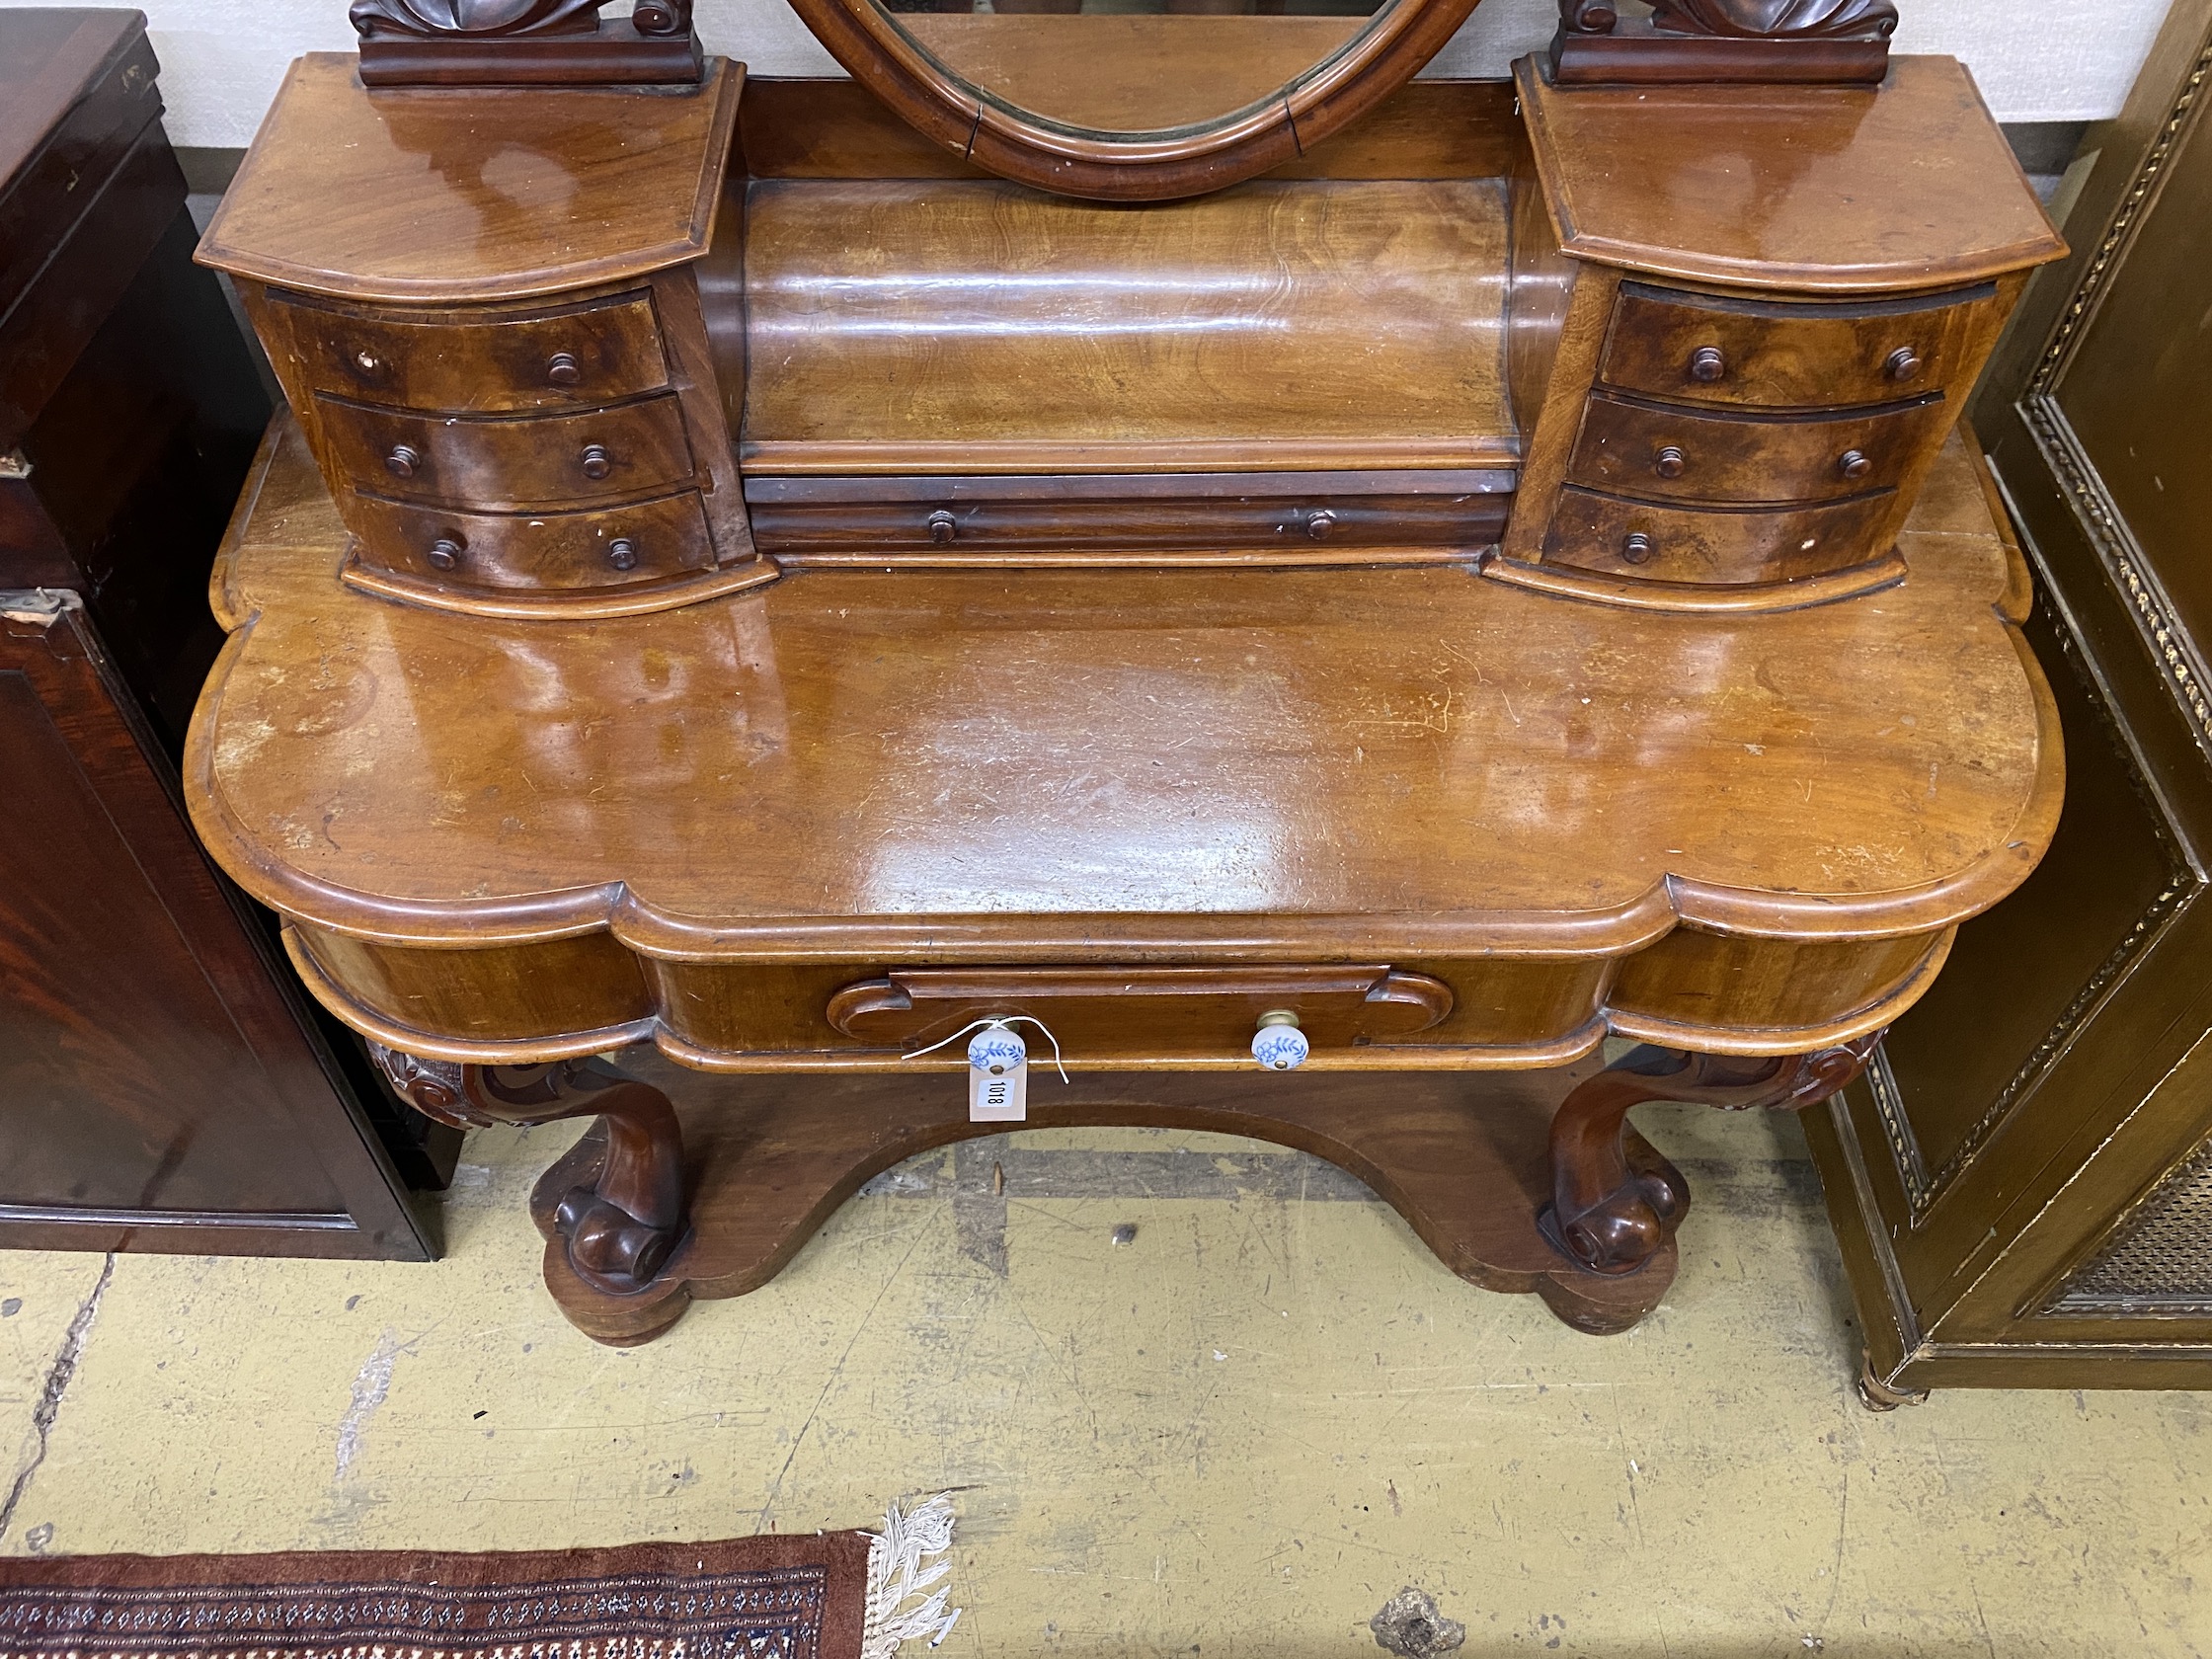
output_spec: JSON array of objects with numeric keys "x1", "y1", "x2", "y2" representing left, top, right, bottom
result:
[{"x1": 861, "y1": 1492, "x2": 962, "y2": 1657}]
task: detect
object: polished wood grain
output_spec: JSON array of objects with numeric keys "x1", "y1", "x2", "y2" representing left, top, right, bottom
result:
[
  {"x1": 735, "y1": 76, "x2": 1520, "y2": 185},
  {"x1": 1500, "y1": 55, "x2": 2055, "y2": 609},
  {"x1": 186, "y1": 422, "x2": 2058, "y2": 1072},
  {"x1": 1599, "y1": 281, "x2": 2002, "y2": 409},
  {"x1": 895, "y1": 13, "x2": 1365, "y2": 135},
  {"x1": 356, "y1": 18, "x2": 704, "y2": 87},
  {"x1": 208, "y1": 61, "x2": 768, "y2": 617},
  {"x1": 0, "y1": 597, "x2": 431, "y2": 1259},
  {"x1": 315, "y1": 391, "x2": 697, "y2": 512},
  {"x1": 1516, "y1": 54, "x2": 2066, "y2": 294},
  {"x1": 779, "y1": 0, "x2": 1482, "y2": 199},
  {"x1": 345, "y1": 488, "x2": 714, "y2": 590},
  {"x1": 519, "y1": 1055, "x2": 1682, "y2": 1343},
  {"x1": 741, "y1": 178, "x2": 1514, "y2": 476},
  {"x1": 825, "y1": 965, "x2": 1456, "y2": 1047},
  {"x1": 259, "y1": 289, "x2": 672, "y2": 416},
  {"x1": 746, "y1": 470, "x2": 1511, "y2": 562},
  {"x1": 1541, "y1": 1038, "x2": 1876, "y2": 1278},
  {"x1": 1540, "y1": 485, "x2": 1896, "y2": 585},
  {"x1": 197, "y1": 54, "x2": 744, "y2": 303},
  {"x1": 1565, "y1": 390, "x2": 1944, "y2": 505}
]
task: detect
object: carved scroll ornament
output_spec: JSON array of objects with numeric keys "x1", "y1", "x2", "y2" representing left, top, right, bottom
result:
[
  {"x1": 1560, "y1": 0, "x2": 1898, "y2": 36},
  {"x1": 350, "y1": 0, "x2": 692, "y2": 41}
]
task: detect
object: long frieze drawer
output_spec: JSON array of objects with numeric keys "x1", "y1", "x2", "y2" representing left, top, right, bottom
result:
[
  {"x1": 827, "y1": 965, "x2": 1456, "y2": 1054},
  {"x1": 1600, "y1": 280, "x2": 2000, "y2": 411},
  {"x1": 270, "y1": 290, "x2": 671, "y2": 414},
  {"x1": 348, "y1": 491, "x2": 715, "y2": 591},
  {"x1": 745, "y1": 470, "x2": 1515, "y2": 559},
  {"x1": 1542, "y1": 487, "x2": 1896, "y2": 587},
  {"x1": 1567, "y1": 391, "x2": 1949, "y2": 506},
  {"x1": 316, "y1": 392, "x2": 697, "y2": 512}
]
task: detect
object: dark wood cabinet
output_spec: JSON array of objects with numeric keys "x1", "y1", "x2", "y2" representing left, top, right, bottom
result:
[
  {"x1": 1809, "y1": 0, "x2": 2212, "y2": 1397},
  {"x1": 0, "y1": 9, "x2": 447, "y2": 1258}
]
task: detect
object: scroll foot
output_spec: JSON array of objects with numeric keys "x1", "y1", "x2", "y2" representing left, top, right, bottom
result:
[
  {"x1": 370, "y1": 1045, "x2": 687, "y2": 1300},
  {"x1": 1541, "y1": 1035, "x2": 1879, "y2": 1277}
]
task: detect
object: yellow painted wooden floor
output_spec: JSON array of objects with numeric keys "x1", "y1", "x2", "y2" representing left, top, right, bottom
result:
[{"x1": 1, "y1": 1103, "x2": 2208, "y2": 1656}]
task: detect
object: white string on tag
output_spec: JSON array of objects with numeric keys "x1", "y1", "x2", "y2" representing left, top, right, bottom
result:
[{"x1": 902, "y1": 1016, "x2": 1069, "y2": 1083}]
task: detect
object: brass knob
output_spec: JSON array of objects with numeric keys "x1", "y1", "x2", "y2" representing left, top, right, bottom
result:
[
  {"x1": 1689, "y1": 346, "x2": 1727, "y2": 383},
  {"x1": 1654, "y1": 444, "x2": 1687, "y2": 480},
  {"x1": 384, "y1": 443, "x2": 420, "y2": 479},
  {"x1": 580, "y1": 443, "x2": 612, "y2": 481},
  {"x1": 1305, "y1": 510, "x2": 1338, "y2": 542},
  {"x1": 926, "y1": 510, "x2": 957, "y2": 545},
  {"x1": 1885, "y1": 346, "x2": 1925, "y2": 382},
  {"x1": 1839, "y1": 448, "x2": 1872, "y2": 481},
  {"x1": 607, "y1": 537, "x2": 639, "y2": 572},
  {"x1": 546, "y1": 351, "x2": 581, "y2": 387},
  {"x1": 427, "y1": 535, "x2": 463, "y2": 572},
  {"x1": 1621, "y1": 532, "x2": 1656, "y2": 566}
]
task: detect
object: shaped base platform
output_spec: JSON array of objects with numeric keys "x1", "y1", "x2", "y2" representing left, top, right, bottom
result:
[{"x1": 523, "y1": 1058, "x2": 1680, "y2": 1345}]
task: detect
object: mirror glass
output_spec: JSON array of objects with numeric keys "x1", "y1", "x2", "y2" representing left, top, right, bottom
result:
[{"x1": 873, "y1": 0, "x2": 1394, "y2": 139}]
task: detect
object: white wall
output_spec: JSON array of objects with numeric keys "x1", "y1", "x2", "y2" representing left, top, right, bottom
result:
[{"x1": 2, "y1": 0, "x2": 2170, "y2": 148}]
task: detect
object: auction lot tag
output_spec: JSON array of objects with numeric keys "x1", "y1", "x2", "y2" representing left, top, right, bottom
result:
[{"x1": 969, "y1": 1025, "x2": 1030, "y2": 1123}]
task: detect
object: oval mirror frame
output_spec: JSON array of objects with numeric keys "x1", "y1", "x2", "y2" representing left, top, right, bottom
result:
[{"x1": 782, "y1": 0, "x2": 1489, "y2": 200}]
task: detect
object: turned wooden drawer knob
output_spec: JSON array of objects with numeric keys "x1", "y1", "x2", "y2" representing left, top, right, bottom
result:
[
  {"x1": 1885, "y1": 346, "x2": 1925, "y2": 382},
  {"x1": 1306, "y1": 510, "x2": 1338, "y2": 541},
  {"x1": 1839, "y1": 448, "x2": 1873, "y2": 481},
  {"x1": 1689, "y1": 346, "x2": 1727, "y2": 383},
  {"x1": 580, "y1": 443, "x2": 612, "y2": 481},
  {"x1": 384, "y1": 443, "x2": 420, "y2": 479},
  {"x1": 926, "y1": 510, "x2": 958, "y2": 544},
  {"x1": 546, "y1": 351, "x2": 582, "y2": 387},
  {"x1": 1621, "y1": 532, "x2": 1656, "y2": 566},
  {"x1": 607, "y1": 537, "x2": 639, "y2": 572},
  {"x1": 426, "y1": 535, "x2": 463, "y2": 572},
  {"x1": 1654, "y1": 444, "x2": 1688, "y2": 480}
]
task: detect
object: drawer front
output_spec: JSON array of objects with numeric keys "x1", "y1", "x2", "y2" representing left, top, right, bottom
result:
[
  {"x1": 1567, "y1": 392, "x2": 1950, "y2": 507},
  {"x1": 1542, "y1": 487, "x2": 1895, "y2": 586},
  {"x1": 349, "y1": 491, "x2": 715, "y2": 592},
  {"x1": 317, "y1": 392, "x2": 697, "y2": 512},
  {"x1": 1601, "y1": 281, "x2": 1997, "y2": 411},
  {"x1": 746, "y1": 475, "x2": 1512, "y2": 558},
  {"x1": 273, "y1": 290, "x2": 670, "y2": 414},
  {"x1": 827, "y1": 965, "x2": 1455, "y2": 1054}
]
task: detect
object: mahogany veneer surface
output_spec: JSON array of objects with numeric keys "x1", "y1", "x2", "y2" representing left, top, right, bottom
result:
[
  {"x1": 893, "y1": 14, "x2": 1368, "y2": 136},
  {"x1": 198, "y1": 54, "x2": 743, "y2": 302},
  {"x1": 1518, "y1": 55, "x2": 2067, "y2": 293},
  {"x1": 191, "y1": 423, "x2": 2055, "y2": 1018},
  {"x1": 740, "y1": 176, "x2": 1513, "y2": 476}
]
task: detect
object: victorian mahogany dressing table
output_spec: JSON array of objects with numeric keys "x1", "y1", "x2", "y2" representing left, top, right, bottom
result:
[{"x1": 191, "y1": 0, "x2": 2068, "y2": 1371}]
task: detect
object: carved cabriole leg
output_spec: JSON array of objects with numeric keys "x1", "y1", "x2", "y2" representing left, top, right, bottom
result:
[
  {"x1": 369, "y1": 1046, "x2": 690, "y2": 1337},
  {"x1": 1540, "y1": 1036, "x2": 1880, "y2": 1277}
]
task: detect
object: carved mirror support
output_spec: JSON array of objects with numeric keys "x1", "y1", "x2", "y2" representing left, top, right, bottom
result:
[
  {"x1": 352, "y1": 0, "x2": 703, "y2": 85},
  {"x1": 1552, "y1": 0, "x2": 1897, "y2": 84}
]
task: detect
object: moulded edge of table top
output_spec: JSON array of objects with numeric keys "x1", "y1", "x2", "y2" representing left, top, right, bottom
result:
[
  {"x1": 189, "y1": 420, "x2": 2063, "y2": 962},
  {"x1": 195, "y1": 54, "x2": 745, "y2": 303},
  {"x1": 1513, "y1": 55, "x2": 2069, "y2": 294}
]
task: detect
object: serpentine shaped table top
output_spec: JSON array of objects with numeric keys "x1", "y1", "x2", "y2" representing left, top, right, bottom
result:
[{"x1": 189, "y1": 420, "x2": 2055, "y2": 968}]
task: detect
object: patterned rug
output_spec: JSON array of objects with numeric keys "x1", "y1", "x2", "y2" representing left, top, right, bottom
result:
[{"x1": 0, "y1": 1497, "x2": 961, "y2": 1659}]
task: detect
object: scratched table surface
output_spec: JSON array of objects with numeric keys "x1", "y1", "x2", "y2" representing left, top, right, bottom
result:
[
  {"x1": 194, "y1": 424, "x2": 2046, "y2": 949},
  {"x1": 0, "y1": 1096, "x2": 2205, "y2": 1655}
]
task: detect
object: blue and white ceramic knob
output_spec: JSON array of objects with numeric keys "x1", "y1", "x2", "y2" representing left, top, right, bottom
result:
[
  {"x1": 969, "y1": 1024, "x2": 1028, "y2": 1076},
  {"x1": 1251, "y1": 1012, "x2": 1309, "y2": 1071}
]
